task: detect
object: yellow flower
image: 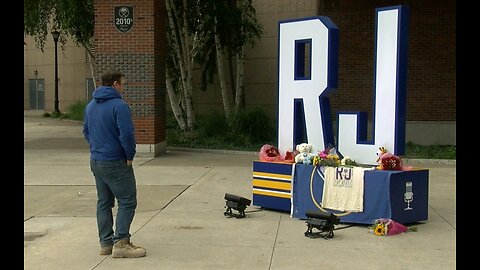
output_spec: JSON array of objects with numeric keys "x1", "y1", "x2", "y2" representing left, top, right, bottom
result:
[
  {"x1": 327, "y1": 154, "x2": 340, "y2": 161},
  {"x1": 312, "y1": 155, "x2": 320, "y2": 166},
  {"x1": 374, "y1": 223, "x2": 385, "y2": 236}
]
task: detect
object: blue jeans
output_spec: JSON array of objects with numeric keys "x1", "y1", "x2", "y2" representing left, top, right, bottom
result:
[{"x1": 90, "y1": 159, "x2": 137, "y2": 247}]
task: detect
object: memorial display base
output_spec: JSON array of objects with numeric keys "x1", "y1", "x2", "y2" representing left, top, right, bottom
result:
[
  {"x1": 252, "y1": 161, "x2": 429, "y2": 225},
  {"x1": 252, "y1": 161, "x2": 293, "y2": 212}
]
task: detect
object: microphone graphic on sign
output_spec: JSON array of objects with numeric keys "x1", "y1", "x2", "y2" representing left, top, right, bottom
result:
[{"x1": 404, "y1": 181, "x2": 413, "y2": 210}]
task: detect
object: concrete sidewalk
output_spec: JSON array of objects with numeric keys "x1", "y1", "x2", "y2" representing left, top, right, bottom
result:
[{"x1": 24, "y1": 111, "x2": 456, "y2": 270}]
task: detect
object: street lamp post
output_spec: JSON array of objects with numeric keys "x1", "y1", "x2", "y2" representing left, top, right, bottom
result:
[{"x1": 51, "y1": 30, "x2": 60, "y2": 114}]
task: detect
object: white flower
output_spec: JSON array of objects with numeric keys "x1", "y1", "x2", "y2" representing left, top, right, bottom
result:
[{"x1": 341, "y1": 156, "x2": 351, "y2": 165}]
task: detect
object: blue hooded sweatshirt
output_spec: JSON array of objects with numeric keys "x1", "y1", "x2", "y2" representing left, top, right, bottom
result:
[{"x1": 83, "y1": 86, "x2": 136, "y2": 161}]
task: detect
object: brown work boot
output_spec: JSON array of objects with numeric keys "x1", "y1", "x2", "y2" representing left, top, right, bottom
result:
[
  {"x1": 112, "y1": 239, "x2": 146, "y2": 258},
  {"x1": 100, "y1": 245, "x2": 113, "y2": 255}
]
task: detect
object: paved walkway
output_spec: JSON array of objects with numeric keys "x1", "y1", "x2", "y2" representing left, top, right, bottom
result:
[{"x1": 24, "y1": 111, "x2": 456, "y2": 270}]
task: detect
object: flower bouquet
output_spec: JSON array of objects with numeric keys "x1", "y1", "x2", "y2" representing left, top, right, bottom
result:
[
  {"x1": 258, "y1": 144, "x2": 281, "y2": 162},
  {"x1": 369, "y1": 218, "x2": 417, "y2": 236},
  {"x1": 258, "y1": 144, "x2": 297, "y2": 163},
  {"x1": 314, "y1": 148, "x2": 341, "y2": 167},
  {"x1": 340, "y1": 156, "x2": 358, "y2": 167},
  {"x1": 378, "y1": 153, "x2": 403, "y2": 170},
  {"x1": 376, "y1": 147, "x2": 412, "y2": 171}
]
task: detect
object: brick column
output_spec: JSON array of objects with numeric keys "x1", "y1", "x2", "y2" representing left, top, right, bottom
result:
[{"x1": 94, "y1": 0, "x2": 166, "y2": 157}]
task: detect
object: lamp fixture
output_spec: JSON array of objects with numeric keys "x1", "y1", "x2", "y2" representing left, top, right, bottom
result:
[
  {"x1": 51, "y1": 30, "x2": 60, "y2": 113},
  {"x1": 224, "y1": 193, "x2": 251, "y2": 218},
  {"x1": 304, "y1": 210, "x2": 340, "y2": 239}
]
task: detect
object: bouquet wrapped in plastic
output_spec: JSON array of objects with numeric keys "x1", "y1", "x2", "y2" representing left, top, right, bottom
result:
[
  {"x1": 376, "y1": 147, "x2": 413, "y2": 171},
  {"x1": 258, "y1": 144, "x2": 297, "y2": 163},
  {"x1": 370, "y1": 218, "x2": 417, "y2": 236},
  {"x1": 258, "y1": 144, "x2": 281, "y2": 162}
]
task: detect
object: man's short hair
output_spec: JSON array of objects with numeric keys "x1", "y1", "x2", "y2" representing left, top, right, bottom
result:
[{"x1": 101, "y1": 69, "x2": 124, "y2": 86}]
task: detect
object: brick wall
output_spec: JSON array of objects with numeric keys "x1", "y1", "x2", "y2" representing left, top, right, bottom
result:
[
  {"x1": 319, "y1": 0, "x2": 456, "y2": 121},
  {"x1": 93, "y1": 0, "x2": 166, "y2": 147}
]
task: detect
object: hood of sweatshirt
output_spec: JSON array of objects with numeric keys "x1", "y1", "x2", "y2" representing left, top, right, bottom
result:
[{"x1": 93, "y1": 86, "x2": 122, "y2": 103}]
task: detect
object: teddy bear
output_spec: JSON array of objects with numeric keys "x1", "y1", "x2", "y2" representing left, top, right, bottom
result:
[{"x1": 294, "y1": 143, "x2": 315, "y2": 164}]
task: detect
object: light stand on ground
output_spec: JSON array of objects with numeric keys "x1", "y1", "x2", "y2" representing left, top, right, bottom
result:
[
  {"x1": 304, "y1": 210, "x2": 340, "y2": 239},
  {"x1": 224, "y1": 193, "x2": 251, "y2": 218}
]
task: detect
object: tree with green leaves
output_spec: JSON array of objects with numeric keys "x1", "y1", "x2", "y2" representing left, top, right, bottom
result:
[
  {"x1": 24, "y1": 0, "x2": 97, "y2": 85},
  {"x1": 24, "y1": 0, "x2": 263, "y2": 132},
  {"x1": 165, "y1": 0, "x2": 199, "y2": 131},
  {"x1": 212, "y1": 0, "x2": 263, "y2": 115},
  {"x1": 166, "y1": 0, "x2": 263, "y2": 130}
]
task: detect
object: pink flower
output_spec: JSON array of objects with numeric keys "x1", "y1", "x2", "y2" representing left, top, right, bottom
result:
[
  {"x1": 318, "y1": 149, "x2": 329, "y2": 159},
  {"x1": 375, "y1": 218, "x2": 408, "y2": 236}
]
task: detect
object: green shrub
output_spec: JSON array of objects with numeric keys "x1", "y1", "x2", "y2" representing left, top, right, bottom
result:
[
  {"x1": 165, "y1": 112, "x2": 181, "y2": 130},
  {"x1": 228, "y1": 107, "x2": 276, "y2": 144},
  {"x1": 65, "y1": 100, "x2": 88, "y2": 121},
  {"x1": 41, "y1": 101, "x2": 87, "y2": 121},
  {"x1": 165, "y1": 111, "x2": 456, "y2": 159},
  {"x1": 165, "y1": 107, "x2": 277, "y2": 151},
  {"x1": 197, "y1": 111, "x2": 229, "y2": 138}
]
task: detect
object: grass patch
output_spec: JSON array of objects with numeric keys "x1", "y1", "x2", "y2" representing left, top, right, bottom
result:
[{"x1": 403, "y1": 142, "x2": 456, "y2": 159}]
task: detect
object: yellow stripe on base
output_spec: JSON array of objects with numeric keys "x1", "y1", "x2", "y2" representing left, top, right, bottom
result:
[
  {"x1": 252, "y1": 172, "x2": 292, "y2": 180},
  {"x1": 252, "y1": 179, "x2": 291, "y2": 191}
]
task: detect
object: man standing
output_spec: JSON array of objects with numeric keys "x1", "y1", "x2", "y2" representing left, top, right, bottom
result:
[{"x1": 83, "y1": 69, "x2": 146, "y2": 258}]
